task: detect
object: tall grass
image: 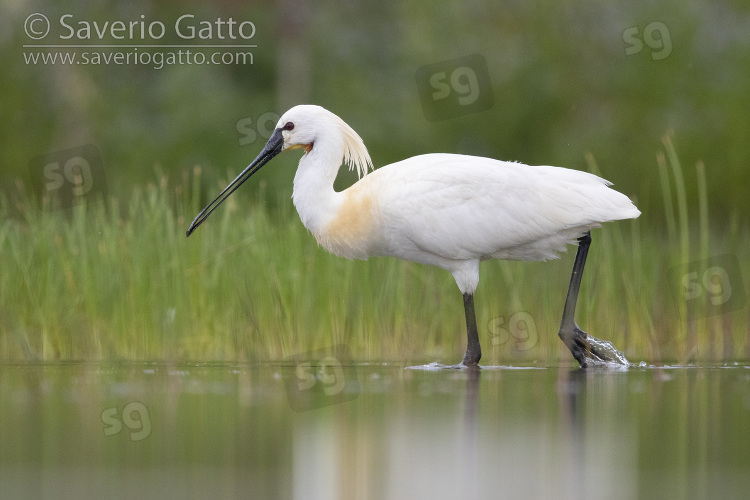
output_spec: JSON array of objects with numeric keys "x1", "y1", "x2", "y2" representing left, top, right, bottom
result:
[{"x1": 1, "y1": 140, "x2": 747, "y2": 363}]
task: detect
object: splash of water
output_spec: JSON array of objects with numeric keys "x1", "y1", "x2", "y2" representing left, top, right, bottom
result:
[{"x1": 582, "y1": 334, "x2": 631, "y2": 369}]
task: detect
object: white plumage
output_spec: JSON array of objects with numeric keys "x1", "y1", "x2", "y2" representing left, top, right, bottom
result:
[
  {"x1": 285, "y1": 106, "x2": 638, "y2": 295},
  {"x1": 187, "y1": 104, "x2": 640, "y2": 367}
]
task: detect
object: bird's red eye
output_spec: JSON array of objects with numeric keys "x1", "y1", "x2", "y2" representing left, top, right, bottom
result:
[{"x1": 283, "y1": 122, "x2": 294, "y2": 131}]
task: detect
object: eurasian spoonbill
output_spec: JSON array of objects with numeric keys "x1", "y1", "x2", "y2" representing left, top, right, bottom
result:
[{"x1": 187, "y1": 105, "x2": 640, "y2": 367}]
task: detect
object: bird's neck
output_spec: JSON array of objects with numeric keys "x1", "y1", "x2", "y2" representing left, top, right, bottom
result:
[{"x1": 291, "y1": 146, "x2": 343, "y2": 235}]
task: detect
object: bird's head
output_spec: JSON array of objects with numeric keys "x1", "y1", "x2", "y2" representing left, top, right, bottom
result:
[
  {"x1": 276, "y1": 105, "x2": 371, "y2": 175},
  {"x1": 275, "y1": 105, "x2": 319, "y2": 153},
  {"x1": 185, "y1": 105, "x2": 371, "y2": 237}
]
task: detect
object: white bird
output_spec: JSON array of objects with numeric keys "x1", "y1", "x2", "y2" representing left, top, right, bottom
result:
[{"x1": 187, "y1": 105, "x2": 640, "y2": 367}]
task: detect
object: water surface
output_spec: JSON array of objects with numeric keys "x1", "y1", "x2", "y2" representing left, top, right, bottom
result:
[{"x1": 1, "y1": 362, "x2": 749, "y2": 499}]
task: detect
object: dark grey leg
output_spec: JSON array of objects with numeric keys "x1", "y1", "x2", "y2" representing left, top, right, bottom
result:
[
  {"x1": 558, "y1": 232, "x2": 629, "y2": 367},
  {"x1": 462, "y1": 293, "x2": 482, "y2": 366}
]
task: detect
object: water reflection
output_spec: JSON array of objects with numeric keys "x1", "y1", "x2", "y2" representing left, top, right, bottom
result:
[
  {"x1": 291, "y1": 365, "x2": 638, "y2": 499},
  {"x1": 556, "y1": 368, "x2": 637, "y2": 499},
  {"x1": 462, "y1": 367, "x2": 480, "y2": 499},
  {"x1": 1, "y1": 363, "x2": 749, "y2": 499}
]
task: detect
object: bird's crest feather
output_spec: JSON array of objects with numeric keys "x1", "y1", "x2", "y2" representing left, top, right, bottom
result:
[{"x1": 333, "y1": 113, "x2": 373, "y2": 179}]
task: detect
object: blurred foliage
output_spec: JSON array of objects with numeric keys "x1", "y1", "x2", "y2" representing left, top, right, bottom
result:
[
  {"x1": 2, "y1": 0, "x2": 750, "y2": 222},
  {"x1": 0, "y1": 142, "x2": 750, "y2": 365},
  {"x1": 1, "y1": 157, "x2": 748, "y2": 363}
]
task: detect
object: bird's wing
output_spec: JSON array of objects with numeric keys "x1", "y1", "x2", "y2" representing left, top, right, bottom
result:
[{"x1": 372, "y1": 154, "x2": 638, "y2": 261}]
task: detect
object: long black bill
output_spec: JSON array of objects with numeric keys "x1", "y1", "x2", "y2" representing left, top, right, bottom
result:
[{"x1": 186, "y1": 128, "x2": 284, "y2": 237}]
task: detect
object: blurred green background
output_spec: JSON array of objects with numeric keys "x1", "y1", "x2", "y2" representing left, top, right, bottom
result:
[
  {"x1": 2, "y1": 0, "x2": 749, "y2": 362},
  {"x1": 4, "y1": 0, "x2": 749, "y2": 215}
]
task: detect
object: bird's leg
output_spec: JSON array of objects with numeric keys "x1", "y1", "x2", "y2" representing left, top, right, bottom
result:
[
  {"x1": 558, "y1": 232, "x2": 629, "y2": 367},
  {"x1": 461, "y1": 293, "x2": 482, "y2": 367}
]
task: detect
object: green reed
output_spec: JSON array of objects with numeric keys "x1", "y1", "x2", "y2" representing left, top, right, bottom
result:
[{"x1": 1, "y1": 140, "x2": 747, "y2": 363}]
